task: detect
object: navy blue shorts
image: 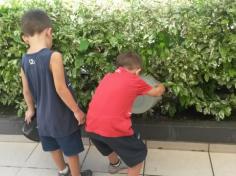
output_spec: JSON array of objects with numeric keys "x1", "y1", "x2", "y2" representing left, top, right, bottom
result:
[{"x1": 40, "y1": 130, "x2": 84, "y2": 156}]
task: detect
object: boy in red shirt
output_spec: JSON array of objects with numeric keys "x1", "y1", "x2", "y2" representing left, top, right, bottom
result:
[{"x1": 86, "y1": 52, "x2": 165, "y2": 176}]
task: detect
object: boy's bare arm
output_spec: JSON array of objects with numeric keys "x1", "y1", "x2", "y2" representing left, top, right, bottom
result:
[
  {"x1": 146, "y1": 83, "x2": 165, "y2": 97},
  {"x1": 20, "y1": 68, "x2": 35, "y2": 123},
  {"x1": 50, "y1": 52, "x2": 85, "y2": 124}
]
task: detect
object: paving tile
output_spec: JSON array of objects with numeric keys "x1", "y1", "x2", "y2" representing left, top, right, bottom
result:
[
  {"x1": 0, "y1": 166, "x2": 21, "y2": 176},
  {"x1": 80, "y1": 145, "x2": 90, "y2": 165},
  {"x1": 0, "y1": 134, "x2": 36, "y2": 143},
  {"x1": 147, "y1": 140, "x2": 209, "y2": 152},
  {"x1": 0, "y1": 142, "x2": 38, "y2": 167},
  {"x1": 17, "y1": 168, "x2": 57, "y2": 176},
  {"x1": 145, "y1": 149, "x2": 213, "y2": 176},
  {"x1": 24, "y1": 143, "x2": 56, "y2": 169},
  {"x1": 82, "y1": 146, "x2": 113, "y2": 172},
  {"x1": 209, "y1": 144, "x2": 236, "y2": 153},
  {"x1": 210, "y1": 152, "x2": 236, "y2": 176},
  {"x1": 82, "y1": 146, "x2": 129, "y2": 173},
  {"x1": 25, "y1": 144, "x2": 89, "y2": 169},
  {"x1": 82, "y1": 137, "x2": 91, "y2": 145}
]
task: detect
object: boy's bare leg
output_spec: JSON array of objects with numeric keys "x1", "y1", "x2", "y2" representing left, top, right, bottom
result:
[
  {"x1": 50, "y1": 149, "x2": 66, "y2": 171},
  {"x1": 107, "y1": 152, "x2": 128, "y2": 174},
  {"x1": 128, "y1": 162, "x2": 143, "y2": 176},
  {"x1": 108, "y1": 152, "x2": 119, "y2": 164},
  {"x1": 67, "y1": 155, "x2": 81, "y2": 176}
]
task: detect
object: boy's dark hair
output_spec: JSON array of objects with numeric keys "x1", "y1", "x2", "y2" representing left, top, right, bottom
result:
[
  {"x1": 116, "y1": 52, "x2": 142, "y2": 70},
  {"x1": 21, "y1": 9, "x2": 52, "y2": 36}
]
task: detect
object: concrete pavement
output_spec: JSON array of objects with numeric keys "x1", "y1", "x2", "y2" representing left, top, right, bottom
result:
[{"x1": 0, "y1": 135, "x2": 236, "y2": 176}]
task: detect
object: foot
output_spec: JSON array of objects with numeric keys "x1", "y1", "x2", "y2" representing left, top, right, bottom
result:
[
  {"x1": 81, "y1": 170, "x2": 93, "y2": 176},
  {"x1": 58, "y1": 164, "x2": 92, "y2": 176},
  {"x1": 58, "y1": 164, "x2": 71, "y2": 176},
  {"x1": 108, "y1": 159, "x2": 128, "y2": 174},
  {"x1": 58, "y1": 172, "x2": 70, "y2": 176}
]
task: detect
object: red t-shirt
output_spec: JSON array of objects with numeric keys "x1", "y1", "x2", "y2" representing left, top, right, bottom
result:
[{"x1": 85, "y1": 67, "x2": 152, "y2": 137}]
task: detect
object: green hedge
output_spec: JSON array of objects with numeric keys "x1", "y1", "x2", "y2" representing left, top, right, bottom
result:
[{"x1": 0, "y1": 0, "x2": 235, "y2": 120}]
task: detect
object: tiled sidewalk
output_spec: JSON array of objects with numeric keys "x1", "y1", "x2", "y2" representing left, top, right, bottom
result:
[{"x1": 1, "y1": 135, "x2": 236, "y2": 176}]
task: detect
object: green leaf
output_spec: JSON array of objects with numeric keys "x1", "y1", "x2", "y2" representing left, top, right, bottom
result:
[
  {"x1": 218, "y1": 111, "x2": 225, "y2": 120},
  {"x1": 75, "y1": 58, "x2": 83, "y2": 69},
  {"x1": 168, "y1": 105, "x2": 176, "y2": 117},
  {"x1": 224, "y1": 107, "x2": 231, "y2": 117},
  {"x1": 219, "y1": 46, "x2": 227, "y2": 59},
  {"x1": 180, "y1": 73, "x2": 187, "y2": 81},
  {"x1": 196, "y1": 104, "x2": 202, "y2": 112},
  {"x1": 79, "y1": 38, "x2": 89, "y2": 52},
  {"x1": 229, "y1": 34, "x2": 236, "y2": 44},
  {"x1": 109, "y1": 37, "x2": 118, "y2": 47},
  {"x1": 204, "y1": 74, "x2": 209, "y2": 82},
  {"x1": 229, "y1": 69, "x2": 236, "y2": 77},
  {"x1": 172, "y1": 85, "x2": 181, "y2": 95}
]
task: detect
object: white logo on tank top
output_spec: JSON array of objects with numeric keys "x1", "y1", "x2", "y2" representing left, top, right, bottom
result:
[
  {"x1": 115, "y1": 69, "x2": 121, "y2": 73},
  {"x1": 29, "y1": 59, "x2": 36, "y2": 65}
]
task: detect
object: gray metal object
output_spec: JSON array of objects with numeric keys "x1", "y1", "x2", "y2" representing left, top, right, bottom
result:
[{"x1": 132, "y1": 75, "x2": 162, "y2": 114}]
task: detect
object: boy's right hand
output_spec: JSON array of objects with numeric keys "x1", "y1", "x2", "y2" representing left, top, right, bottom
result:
[
  {"x1": 156, "y1": 83, "x2": 165, "y2": 92},
  {"x1": 74, "y1": 111, "x2": 86, "y2": 125},
  {"x1": 25, "y1": 109, "x2": 35, "y2": 124},
  {"x1": 147, "y1": 83, "x2": 165, "y2": 97}
]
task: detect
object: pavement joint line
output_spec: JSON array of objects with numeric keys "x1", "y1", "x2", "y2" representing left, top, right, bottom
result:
[
  {"x1": 0, "y1": 141, "x2": 36, "y2": 144},
  {"x1": 208, "y1": 144, "x2": 215, "y2": 176},
  {"x1": 142, "y1": 140, "x2": 147, "y2": 176},
  {"x1": 88, "y1": 171, "x2": 127, "y2": 175},
  {"x1": 20, "y1": 166, "x2": 56, "y2": 170},
  {"x1": 0, "y1": 165, "x2": 22, "y2": 168},
  {"x1": 0, "y1": 165, "x2": 57, "y2": 176},
  {"x1": 6, "y1": 165, "x2": 58, "y2": 171},
  {"x1": 24, "y1": 142, "x2": 39, "y2": 163},
  {"x1": 15, "y1": 167, "x2": 22, "y2": 176},
  {"x1": 142, "y1": 158, "x2": 146, "y2": 176},
  {"x1": 80, "y1": 142, "x2": 91, "y2": 168}
]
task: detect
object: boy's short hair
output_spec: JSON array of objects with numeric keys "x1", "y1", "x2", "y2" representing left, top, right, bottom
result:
[
  {"x1": 116, "y1": 52, "x2": 142, "y2": 70},
  {"x1": 21, "y1": 9, "x2": 52, "y2": 36}
]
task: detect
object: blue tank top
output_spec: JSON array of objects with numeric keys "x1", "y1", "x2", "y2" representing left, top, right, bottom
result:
[{"x1": 21, "y1": 48, "x2": 79, "y2": 137}]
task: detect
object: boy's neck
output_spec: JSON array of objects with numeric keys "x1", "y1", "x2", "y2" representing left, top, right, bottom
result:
[
  {"x1": 122, "y1": 67, "x2": 139, "y2": 75},
  {"x1": 27, "y1": 35, "x2": 50, "y2": 54}
]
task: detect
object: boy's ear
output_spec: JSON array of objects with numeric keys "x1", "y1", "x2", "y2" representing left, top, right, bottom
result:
[
  {"x1": 135, "y1": 68, "x2": 142, "y2": 75},
  {"x1": 22, "y1": 35, "x2": 29, "y2": 44},
  {"x1": 46, "y1": 28, "x2": 52, "y2": 36}
]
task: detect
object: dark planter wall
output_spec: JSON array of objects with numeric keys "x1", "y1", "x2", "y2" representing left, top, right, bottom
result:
[
  {"x1": 1, "y1": 116, "x2": 236, "y2": 144},
  {"x1": 133, "y1": 118, "x2": 236, "y2": 144}
]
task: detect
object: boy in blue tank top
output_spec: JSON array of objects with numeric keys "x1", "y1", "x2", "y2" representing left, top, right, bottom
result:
[{"x1": 20, "y1": 9, "x2": 92, "y2": 176}]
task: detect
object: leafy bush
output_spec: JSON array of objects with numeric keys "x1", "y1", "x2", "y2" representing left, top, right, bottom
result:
[{"x1": 0, "y1": 0, "x2": 235, "y2": 120}]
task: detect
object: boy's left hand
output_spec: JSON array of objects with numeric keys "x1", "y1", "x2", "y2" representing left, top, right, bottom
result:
[{"x1": 74, "y1": 111, "x2": 86, "y2": 125}]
